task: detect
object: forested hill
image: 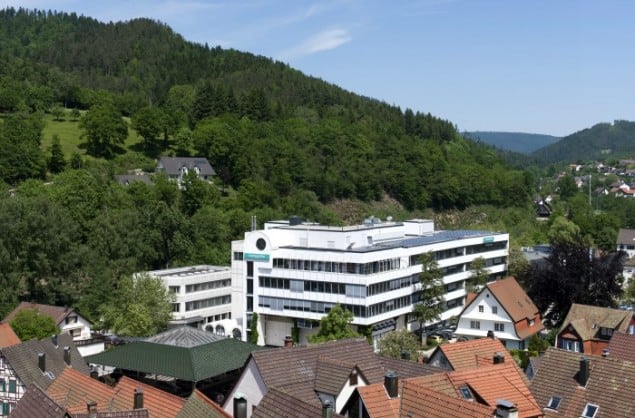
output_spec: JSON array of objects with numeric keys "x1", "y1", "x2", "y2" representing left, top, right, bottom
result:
[
  {"x1": 530, "y1": 120, "x2": 635, "y2": 165},
  {"x1": 0, "y1": 7, "x2": 533, "y2": 213},
  {"x1": 463, "y1": 131, "x2": 560, "y2": 154}
]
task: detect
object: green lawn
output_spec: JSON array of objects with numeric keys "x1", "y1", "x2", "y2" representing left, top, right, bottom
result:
[{"x1": 41, "y1": 112, "x2": 143, "y2": 156}]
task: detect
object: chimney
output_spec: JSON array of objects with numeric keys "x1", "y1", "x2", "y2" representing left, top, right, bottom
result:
[
  {"x1": 493, "y1": 352, "x2": 505, "y2": 364},
  {"x1": 51, "y1": 334, "x2": 58, "y2": 347},
  {"x1": 579, "y1": 357, "x2": 590, "y2": 386},
  {"x1": 233, "y1": 393, "x2": 247, "y2": 418},
  {"x1": 322, "y1": 400, "x2": 334, "y2": 418},
  {"x1": 487, "y1": 330, "x2": 495, "y2": 339},
  {"x1": 87, "y1": 401, "x2": 98, "y2": 418},
  {"x1": 38, "y1": 352, "x2": 46, "y2": 372},
  {"x1": 602, "y1": 348, "x2": 609, "y2": 357},
  {"x1": 496, "y1": 400, "x2": 519, "y2": 418},
  {"x1": 384, "y1": 371, "x2": 398, "y2": 398},
  {"x1": 133, "y1": 388, "x2": 144, "y2": 409},
  {"x1": 64, "y1": 346, "x2": 71, "y2": 366},
  {"x1": 284, "y1": 335, "x2": 293, "y2": 348}
]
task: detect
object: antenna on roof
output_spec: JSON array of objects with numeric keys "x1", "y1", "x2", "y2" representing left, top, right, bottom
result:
[{"x1": 251, "y1": 215, "x2": 257, "y2": 231}]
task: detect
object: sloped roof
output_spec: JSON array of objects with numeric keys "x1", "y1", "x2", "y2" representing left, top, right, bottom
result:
[
  {"x1": 558, "y1": 303, "x2": 633, "y2": 341},
  {"x1": 47, "y1": 367, "x2": 126, "y2": 413},
  {"x1": 606, "y1": 331, "x2": 635, "y2": 361},
  {"x1": 252, "y1": 387, "x2": 345, "y2": 418},
  {"x1": 487, "y1": 277, "x2": 542, "y2": 323},
  {"x1": 115, "y1": 376, "x2": 186, "y2": 418},
  {"x1": 431, "y1": 337, "x2": 510, "y2": 371},
  {"x1": 156, "y1": 157, "x2": 215, "y2": 177},
  {"x1": 357, "y1": 383, "x2": 400, "y2": 418},
  {"x1": 399, "y1": 380, "x2": 493, "y2": 418},
  {"x1": 2, "y1": 333, "x2": 90, "y2": 389},
  {"x1": 145, "y1": 326, "x2": 226, "y2": 348},
  {"x1": 314, "y1": 356, "x2": 356, "y2": 396},
  {"x1": 86, "y1": 337, "x2": 258, "y2": 382},
  {"x1": 10, "y1": 383, "x2": 68, "y2": 418},
  {"x1": 0, "y1": 322, "x2": 21, "y2": 348},
  {"x1": 2, "y1": 302, "x2": 87, "y2": 327},
  {"x1": 530, "y1": 347, "x2": 635, "y2": 418},
  {"x1": 115, "y1": 174, "x2": 153, "y2": 186},
  {"x1": 410, "y1": 361, "x2": 541, "y2": 418},
  {"x1": 616, "y1": 228, "x2": 635, "y2": 245},
  {"x1": 176, "y1": 389, "x2": 231, "y2": 418}
]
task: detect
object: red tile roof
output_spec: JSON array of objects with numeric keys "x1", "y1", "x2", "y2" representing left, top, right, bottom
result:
[
  {"x1": 432, "y1": 337, "x2": 510, "y2": 370},
  {"x1": 409, "y1": 361, "x2": 541, "y2": 418},
  {"x1": 357, "y1": 383, "x2": 399, "y2": 418},
  {"x1": 398, "y1": 380, "x2": 493, "y2": 418},
  {"x1": 486, "y1": 277, "x2": 545, "y2": 339},
  {"x1": 115, "y1": 376, "x2": 186, "y2": 418},
  {"x1": 0, "y1": 322, "x2": 21, "y2": 348},
  {"x1": 252, "y1": 387, "x2": 345, "y2": 418},
  {"x1": 606, "y1": 331, "x2": 635, "y2": 361}
]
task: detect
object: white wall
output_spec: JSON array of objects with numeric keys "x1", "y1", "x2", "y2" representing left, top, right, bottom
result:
[{"x1": 223, "y1": 358, "x2": 267, "y2": 418}]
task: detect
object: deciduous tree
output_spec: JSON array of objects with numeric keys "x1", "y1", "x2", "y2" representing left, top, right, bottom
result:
[
  {"x1": 378, "y1": 329, "x2": 420, "y2": 361},
  {"x1": 309, "y1": 304, "x2": 358, "y2": 343},
  {"x1": 79, "y1": 103, "x2": 128, "y2": 158},
  {"x1": 9, "y1": 308, "x2": 61, "y2": 341},
  {"x1": 412, "y1": 252, "x2": 444, "y2": 339}
]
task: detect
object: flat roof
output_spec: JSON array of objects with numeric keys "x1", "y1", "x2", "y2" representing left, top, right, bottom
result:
[{"x1": 145, "y1": 265, "x2": 230, "y2": 277}]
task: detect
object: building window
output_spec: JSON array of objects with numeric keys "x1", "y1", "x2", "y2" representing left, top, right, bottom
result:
[
  {"x1": 494, "y1": 323, "x2": 505, "y2": 332},
  {"x1": 233, "y1": 252, "x2": 243, "y2": 261},
  {"x1": 600, "y1": 327, "x2": 613, "y2": 337},
  {"x1": 169, "y1": 286, "x2": 180, "y2": 294},
  {"x1": 581, "y1": 403, "x2": 599, "y2": 418},
  {"x1": 459, "y1": 386, "x2": 473, "y2": 400},
  {"x1": 470, "y1": 321, "x2": 480, "y2": 329},
  {"x1": 561, "y1": 339, "x2": 580, "y2": 352},
  {"x1": 478, "y1": 305, "x2": 484, "y2": 313},
  {"x1": 8, "y1": 380, "x2": 16, "y2": 393},
  {"x1": 0, "y1": 380, "x2": 4, "y2": 392},
  {"x1": 172, "y1": 303, "x2": 180, "y2": 312},
  {"x1": 547, "y1": 396, "x2": 562, "y2": 410},
  {"x1": 492, "y1": 306, "x2": 498, "y2": 314},
  {"x1": 529, "y1": 319, "x2": 535, "y2": 326},
  {"x1": 2, "y1": 402, "x2": 9, "y2": 416}
]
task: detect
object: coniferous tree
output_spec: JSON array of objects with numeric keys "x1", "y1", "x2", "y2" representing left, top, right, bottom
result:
[{"x1": 48, "y1": 134, "x2": 66, "y2": 173}]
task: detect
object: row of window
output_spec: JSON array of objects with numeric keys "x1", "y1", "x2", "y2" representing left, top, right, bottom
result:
[
  {"x1": 469, "y1": 321, "x2": 505, "y2": 331},
  {"x1": 185, "y1": 279, "x2": 231, "y2": 293},
  {"x1": 185, "y1": 295, "x2": 231, "y2": 311},
  {"x1": 259, "y1": 275, "x2": 418, "y2": 298},
  {"x1": 258, "y1": 295, "x2": 412, "y2": 318},
  {"x1": 271, "y1": 257, "x2": 401, "y2": 275},
  {"x1": 478, "y1": 305, "x2": 498, "y2": 314}
]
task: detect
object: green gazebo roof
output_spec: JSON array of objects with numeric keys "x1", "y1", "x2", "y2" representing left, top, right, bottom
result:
[{"x1": 86, "y1": 338, "x2": 260, "y2": 382}]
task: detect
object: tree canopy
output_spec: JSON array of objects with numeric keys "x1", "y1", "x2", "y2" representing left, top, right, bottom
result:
[
  {"x1": 9, "y1": 308, "x2": 61, "y2": 341},
  {"x1": 378, "y1": 329, "x2": 421, "y2": 361},
  {"x1": 412, "y1": 252, "x2": 445, "y2": 332},
  {"x1": 308, "y1": 304, "x2": 359, "y2": 344}
]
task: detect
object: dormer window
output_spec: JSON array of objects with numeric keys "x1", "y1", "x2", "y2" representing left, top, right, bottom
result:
[
  {"x1": 581, "y1": 403, "x2": 599, "y2": 418},
  {"x1": 600, "y1": 327, "x2": 613, "y2": 338},
  {"x1": 350, "y1": 369, "x2": 358, "y2": 385},
  {"x1": 459, "y1": 386, "x2": 473, "y2": 400},
  {"x1": 547, "y1": 396, "x2": 562, "y2": 410}
]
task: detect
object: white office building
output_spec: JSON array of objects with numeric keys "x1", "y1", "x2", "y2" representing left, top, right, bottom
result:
[
  {"x1": 144, "y1": 265, "x2": 240, "y2": 337},
  {"x1": 231, "y1": 217, "x2": 509, "y2": 348}
]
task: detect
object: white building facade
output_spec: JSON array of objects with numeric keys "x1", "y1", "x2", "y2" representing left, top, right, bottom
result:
[
  {"x1": 145, "y1": 265, "x2": 239, "y2": 337},
  {"x1": 231, "y1": 217, "x2": 509, "y2": 348}
]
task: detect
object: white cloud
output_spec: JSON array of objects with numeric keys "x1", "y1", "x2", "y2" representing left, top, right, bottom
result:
[{"x1": 280, "y1": 28, "x2": 352, "y2": 59}]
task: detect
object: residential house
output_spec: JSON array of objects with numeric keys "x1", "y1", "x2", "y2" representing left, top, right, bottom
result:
[
  {"x1": 454, "y1": 276, "x2": 544, "y2": 349},
  {"x1": 0, "y1": 334, "x2": 89, "y2": 416},
  {"x1": 2, "y1": 302, "x2": 92, "y2": 341},
  {"x1": 616, "y1": 228, "x2": 635, "y2": 258},
  {"x1": 250, "y1": 387, "x2": 345, "y2": 418},
  {"x1": 155, "y1": 157, "x2": 215, "y2": 184},
  {"x1": 529, "y1": 347, "x2": 635, "y2": 417},
  {"x1": 11, "y1": 367, "x2": 230, "y2": 418},
  {"x1": 143, "y1": 265, "x2": 235, "y2": 332},
  {"x1": 86, "y1": 326, "x2": 261, "y2": 400},
  {"x1": 222, "y1": 338, "x2": 440, "y2": 418},
  {"x1": 356, "y1": 343, "x2": 542, "y2": 418},
  {"x1": 555, "y1": 303, "x2": 635, "y2": 355},
  {"x1": 427, "y1": 335, "x2": 512, "y2": 370}
]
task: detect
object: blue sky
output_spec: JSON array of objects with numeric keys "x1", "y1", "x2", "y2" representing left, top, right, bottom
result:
[{"x1": 3, "y1": 1, "x2": 634, "y2": 136}]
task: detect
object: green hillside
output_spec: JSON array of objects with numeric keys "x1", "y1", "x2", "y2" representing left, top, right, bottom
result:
[{"x1": 530, "y1": 120, "x2": 635, "y2": 165}]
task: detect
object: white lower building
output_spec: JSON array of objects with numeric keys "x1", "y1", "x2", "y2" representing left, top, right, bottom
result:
[
  {"x1": 145, "y1": 265, "x2": 239, "y2": 337},
  {"x1": 231, "y1": 217, "x2": 509, "y2": 348}
]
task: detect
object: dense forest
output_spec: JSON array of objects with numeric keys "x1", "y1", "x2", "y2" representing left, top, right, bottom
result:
[{"x1": 1, "y1": 8, "x2": 632, "y2": 324}]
